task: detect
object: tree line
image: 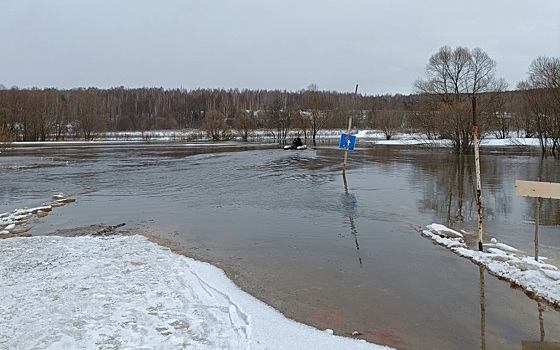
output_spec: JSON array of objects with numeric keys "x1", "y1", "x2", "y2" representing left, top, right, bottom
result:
[
  {"x1": 1, "y1": 48, "x2": 558, "y2": 156},
  {"x1": 0, "y1": 85, "x2": 405, "y2": 144}
]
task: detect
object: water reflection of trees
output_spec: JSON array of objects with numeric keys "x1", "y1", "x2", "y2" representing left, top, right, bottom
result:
[
  {"x1": 321, "y1": 146, "x2": 560, "y2": 226},
  {"x1": 412, "y1": 153, "x2": 503, "y2": 227},
  {"x1": 405, "y1": 150, "x2": 560, "y2": 226},
  {"x1": 535, "y1": 198, "x2": 560, "y2": 225},
  {"x1": 525, "y1": 156, "x2": 560, "y2": 226}
]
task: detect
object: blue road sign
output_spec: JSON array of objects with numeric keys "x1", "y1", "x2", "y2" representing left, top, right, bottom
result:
[{"x1": 339, "y1": 133, "x2": 356, "y2": 151}]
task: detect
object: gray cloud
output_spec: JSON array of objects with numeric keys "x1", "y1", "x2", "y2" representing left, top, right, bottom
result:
[{"x1": 1, "y1": 0, "x2": 559, "y2": 95}]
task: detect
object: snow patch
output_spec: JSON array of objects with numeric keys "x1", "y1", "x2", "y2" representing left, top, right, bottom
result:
[{"x1": 422, "y1": 224, "x2": 560, "y2": 307}]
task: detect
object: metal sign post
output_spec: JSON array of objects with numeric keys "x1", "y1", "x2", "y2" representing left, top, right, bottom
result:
[
  {"x1": 341, "y1": 84, "x2": 358, "y2": 191},
  {"x1": 340, "y1": 131, "x2": 356, "y2": 191},
  {"x1": 342, "y1": 119, "x2": 353, "y2": 173},
  {"x1": 342, "y1": 85, "x2": 358, "y2": 173}
]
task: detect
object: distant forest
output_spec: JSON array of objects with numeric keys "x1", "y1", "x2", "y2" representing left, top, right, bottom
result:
[
  {"x1": 0, "y1": 85, "x2": 420, "y2": 141},
  {"x1": 0, "y1": 87, "x2": 547, "y2": 150},
  {"x1": 1, "y1": 52, "x2": 558, "y2": 156}
]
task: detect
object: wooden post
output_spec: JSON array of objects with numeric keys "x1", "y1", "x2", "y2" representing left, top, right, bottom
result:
[
  {"x1": 515, "y1": 179, "x2": 560, "y2": 261},
  {"x1": 534, "y1": 176, "x2": 540, "y2": 262},
  {"x1": 534, "y1": 197, "x2": 540, "y2": 261},
  {"x1": 472, "y1": 96, "x2": 484, "y2": 251}
]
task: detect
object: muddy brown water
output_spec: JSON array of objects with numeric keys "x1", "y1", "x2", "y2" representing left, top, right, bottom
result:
[{"x1": 1, "y1": 141, "x2": 560, "y2": 349}]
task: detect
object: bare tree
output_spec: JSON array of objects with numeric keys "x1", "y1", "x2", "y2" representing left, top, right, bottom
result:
[
  {"x1": 302, "y1": 85, "x2": 334, "y2": 145},
  {"x1": 203, "y1": 109, "x2": 229, "y2": 140},
  {"x1": 517, "y1": 56, "x2": 560, "y2": 156},
  {"x1": 22, "y1": 90, "x2": 43, "y2": 141},
  {"x1": 0, "y1": 91, "x2": 15, "y2": 144},
  {"x1": 233, "y1": 110, "x2": 257, "y2": 141},
  {"x1": 263, "y1": 93, "x2": 289, "y2": 143},
  {"x1": 369, "y1": 109, "x2": 402, "y2": 140},
  {"x1": 413, "y1": 45, "x2": 500, "y2": 153},
  {"x1": 72, "y1": 89, "x2": 108, "y2": 140},
  {"x1": 289, "y1": 106, "x2": 310, "y2": 142},
  {"x1": 484, "y1": 79, "x2": 511, "y2": 139}
]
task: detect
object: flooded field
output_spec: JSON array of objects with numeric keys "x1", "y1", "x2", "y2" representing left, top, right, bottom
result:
[{"x1": 1, "y1": 141, "x2": 559, "y2": 349}]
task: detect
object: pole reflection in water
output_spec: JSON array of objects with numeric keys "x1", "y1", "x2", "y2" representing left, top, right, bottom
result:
[
  {"x1": 478, "y1": 258, "x2": 560, "y2": 350},
  {"x1": 538, "y1": 301, "x2": 545, "y2": 342},
  {"x1": 478, "y1": 242, "x2": 560, "y2": 349},
  {"x1": 520, "y1": 301, "x2": 560, "y2": 349},
  {"x1": 480, "y1": 265, "x2": 486, "y2": 350},
  {"x1": 342, "y1": 172, "x2": 362, "y2": 267}
]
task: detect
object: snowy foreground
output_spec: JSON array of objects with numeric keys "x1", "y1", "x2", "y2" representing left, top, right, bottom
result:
[
  {"x1": 1, "y1": 202, "x2": 391, "y2": 350},
  {"x1": 0, "y1": 234, "x2": 394, "y2": 350},
  {"x1": 2, "y1": 198, "x2": 560, "y2": 349}
]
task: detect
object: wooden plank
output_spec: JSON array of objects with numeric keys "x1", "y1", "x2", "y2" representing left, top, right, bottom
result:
[
  {"x1": 521, "y1": 341, "x2": 560, "y2": 349},
  {"x1": 516, "y1": 180, "x2": 560, "y2": 200}
]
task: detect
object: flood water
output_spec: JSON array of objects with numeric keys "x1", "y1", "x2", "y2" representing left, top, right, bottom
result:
[{"x1": 1, "y1": 141, "x2": 560, "y2": 350}]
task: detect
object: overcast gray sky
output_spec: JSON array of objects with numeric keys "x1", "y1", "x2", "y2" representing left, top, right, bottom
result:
[{"x1": 1, "y1": 0, "x2": 559, "y2": 95}]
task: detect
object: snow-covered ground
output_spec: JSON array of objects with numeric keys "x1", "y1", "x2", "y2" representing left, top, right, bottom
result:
[
  {"x1": 352, "y1": 129, "x2": 544, "y2": 148},
  {"x1": 1, "y1": 199, "x2": 391, "y2": 350},
  {"x1": 3, "y1": 128, "x2": 544, "y2": 148},
  {"x1": 0, "y1": 234, "x2": 394, "y2": 350}
]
